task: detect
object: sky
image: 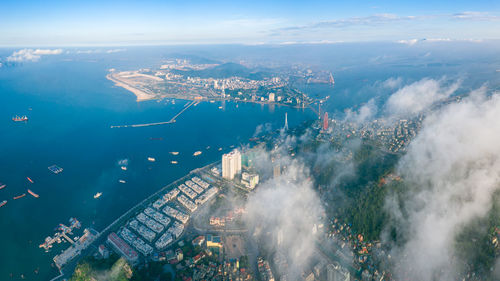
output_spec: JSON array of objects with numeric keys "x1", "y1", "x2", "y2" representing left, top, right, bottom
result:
[{"x1": 1, "y1": 0, "x2": 499, "y2": 46}]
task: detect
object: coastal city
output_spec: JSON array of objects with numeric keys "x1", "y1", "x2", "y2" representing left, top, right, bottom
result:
[
  {"x1": 50, "y1": 111, "x2": 429, "y2": 281},
  {"x1": 107, "y1": 58, "x2": 332, "y2": 110}
]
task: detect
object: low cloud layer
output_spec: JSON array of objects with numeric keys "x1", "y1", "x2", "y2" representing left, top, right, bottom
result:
[
  {"x1": 75, "y1": 48, "x2": 125, "y2": 54},
  {"x1": 385, "y1": 88, "x2": 500, "y2": 280},
  {"x1": 7, "y1": 48, "x2": 63, "y2": 62},
  {"x1": 244, "y1": 158, "x2": 324, "y2": 279},
  {"x1": 384, "y1": 78, "x2": 460, "y2": 118}
]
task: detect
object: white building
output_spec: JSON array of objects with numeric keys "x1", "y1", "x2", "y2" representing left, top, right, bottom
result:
[
  {"x1": 327, "y1": 262, "x2": 350, "y2": 281},
  {"x1": 222, "y1": 149, "x2": 242, "y2": 180},
  {"x1": 268, "y1": 92, "x2": 275, "y2": 102},
  {"x1": 241, "y1": 172, "x2": 259, "y2": 189}
]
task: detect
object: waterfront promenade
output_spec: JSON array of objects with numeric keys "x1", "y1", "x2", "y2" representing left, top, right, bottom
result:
[{"x1": 51, "y1": 160, "x2": 220, "y2": 280}]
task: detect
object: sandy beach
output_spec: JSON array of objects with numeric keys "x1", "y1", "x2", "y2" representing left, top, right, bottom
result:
[{"x1": 106, "y1": 72, "x2": 156, "y2": 102}]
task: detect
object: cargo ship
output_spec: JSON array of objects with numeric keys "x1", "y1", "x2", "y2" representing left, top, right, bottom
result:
[
  {"x1": 0, "y1": 183, "x2": 6, "y2": 190},
  {"x1": 27, "y1": 177, "x2": 34, "y2": 184},
  {"x1": 193, "y1": 151, "x2": 202, "y2": 156},
  {"x1": 0, "y1": 200, "x2": 6, "y2": 207},
  {"x1": 28, "y1": 189, "x2": 39, "y2": 198},
  {"x1": 14, "y1": 193, "x2": 26, "y2": 200},
  {"x1": 12, "y1": 115, "x2": 28, "y2": 122}
]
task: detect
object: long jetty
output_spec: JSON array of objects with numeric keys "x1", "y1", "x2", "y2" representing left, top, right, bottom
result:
[{"x1": 110, "y1": 100, "x2": 196, "y2": 128}]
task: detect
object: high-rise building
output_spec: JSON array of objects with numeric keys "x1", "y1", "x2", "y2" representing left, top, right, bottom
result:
[
  {"x1": 222, "y1": 149, "x2": 242, "y2": 180},
  {"x1": 327, "y1": 263, "x2": 350, "y2": 281},
  {"x1": 269, "y1": 93, "x2": 275, "y2": 102},
  {"x1": 323, "y1": 112, "x2": 329, "y2": 131},
  {"x1": 273, "y1": 164, "x2": 281, "y2": 178}
]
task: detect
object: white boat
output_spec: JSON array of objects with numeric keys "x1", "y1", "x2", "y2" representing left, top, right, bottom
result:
[
  {"x1": 171, "y1": 161, "x2": 178, "y2": 164},
  {"x1": 148, "y1": 157, "x2": 156, "y2": 162},
  {"x1": 193, "y1": 151, "x2": 202, "y2": 156},
  {"x1": 94, "y1": 192, "x2": 102, "y2": 199},
  {"x1": 119, "y1": 180, "x2": 126, "y2": 184},
  {"x1": 120, "y1": 166, "x2": 127, "y2": 171},
  {"x1": 170, "y1": 152, "x2": 179, "y2": 155}
]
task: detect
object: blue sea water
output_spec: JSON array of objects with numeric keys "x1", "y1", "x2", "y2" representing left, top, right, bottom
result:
[
  {"x1": 0, "y1": 53, "x2": 316, "y2": 280},
  {"x1": 0, "y1": 43, "x2": 498, "y2": 280}
]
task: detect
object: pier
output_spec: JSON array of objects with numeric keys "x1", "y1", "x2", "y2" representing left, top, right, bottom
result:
[{"x1": 110, "y1": 100, "x2": 196, "y2": 128}]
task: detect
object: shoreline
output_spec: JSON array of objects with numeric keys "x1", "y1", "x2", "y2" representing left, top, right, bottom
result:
[
  {"x1": 52, "y1": 160, "x2": 221, "y2": 280},
  {"x1": 106, "y1": 73, "x2": 156, "y2": 102}
]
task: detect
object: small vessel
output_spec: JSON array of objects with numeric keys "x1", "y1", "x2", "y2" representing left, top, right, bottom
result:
[
  {"x1": 218, "y1": 147, "x2": 222, "y2": 151},
  {"x1": 218, "y1": 106, "x2": 223, "y2": 109},
  {"x1": 27, "y1": 189, "x2": 39, "y2": 198},
  {"x1": 13, "y1": 193, "x2": 26, "y2": 200},
  {"x1": 119, "y1": 180, "x2": 126, "y2": 184},
  {"x1": 171, "y1": 161, "x2": 178, "y2": 164},
  {"x1": 0, "y1": 184, "x2": 6, "y2": 190},
  {"x1": 12, "y1": 115, "x2": 28, "y2": 122},
  {"x1": 0, "y1": 200, "x2": 6, "y2": 207},
  {"x1": 120, "y1": 166, "x2": 127, "y2": 171},
  {"x1": 193, "y1": 151, "x2": 202, "y2": 156},
  {"x1": 94, "y1": 192, "x2": 102, "y2": 199},
  {"x1": 147, "y1": 157, "x2": 156, "y2": 162},
  {"x1": 170, "y1": 152, "x2": 179, "y2": 155},
  {"x1": 27, "y1": 177, "x2": 34, "y2": 184}
]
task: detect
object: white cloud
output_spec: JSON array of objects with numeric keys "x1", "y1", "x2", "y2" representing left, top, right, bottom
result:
[
  {"x1": 397, "y1": 39, "x2": 419, "y2": 45},
  {"x1": 385, "y1": 78, "x2": 460, "y2": 117},
  {"x1": 344, "y1": 99, "x2": 377, "y2": 123},
  {"x1": 386, "y1": 88, "x2": 500, "y2": 280},
  {"x1": 7, "y1": 48, "x2": 63, "y2": 62},
  {"x1": 381, "y1": 77, "x2": 403, "y2": 89},
  {"x1": 75, "y1": 48, "x2": 125, "y2": 54}
]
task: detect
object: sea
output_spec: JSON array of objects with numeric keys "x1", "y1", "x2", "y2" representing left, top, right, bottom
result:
[{"x1": 0, "y1": 43, "x2": 498, "y2": 280}]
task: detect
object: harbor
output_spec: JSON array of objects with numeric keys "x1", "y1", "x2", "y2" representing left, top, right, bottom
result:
[{"x1": 48, "y1": 161, "x2": 222, "y2": 280}]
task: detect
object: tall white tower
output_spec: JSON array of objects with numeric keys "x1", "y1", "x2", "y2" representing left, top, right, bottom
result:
[{"x1": 284, "y1": 112, "x2": 288, "y2": 131}]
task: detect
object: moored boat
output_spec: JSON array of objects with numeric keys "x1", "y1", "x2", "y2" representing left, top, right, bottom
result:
[
  {"x1": 27, "y1": 189, "x2": 39, "y2": 198},
  {"x1": 12, "y1": 115, "x2": 28, "y2": 122},
  {"x1": 0, "y1": 200, "x2": 6, "y2": 207},
  {"x1": 13, "y1": 193, "x2": 26, "y2": 200}
]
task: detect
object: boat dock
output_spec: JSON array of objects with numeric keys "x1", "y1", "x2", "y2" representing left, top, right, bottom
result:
[{"x1": 39, "y1": 218, "x2": 81, "y2": 251}]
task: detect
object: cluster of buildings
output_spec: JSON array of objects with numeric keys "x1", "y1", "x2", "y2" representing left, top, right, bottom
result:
[
  {"x1": 169, "y1": 234, "x2": 253, "y2": 281},
  {"x1": 107, "y1": 174, "x2": 219, "y2": 264},
  {"x1": 326, "y1": 217, "x2": 389, "y2": 280},
  {"x1": 209, "y1": 207, "x2": 246, "y2": 227},
  {"x1": 321, "y1": 116, "x2": 422, "y2": 153},
  {"x1": 258, "y1": 257, "x2": 275, "y2": 281}
]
